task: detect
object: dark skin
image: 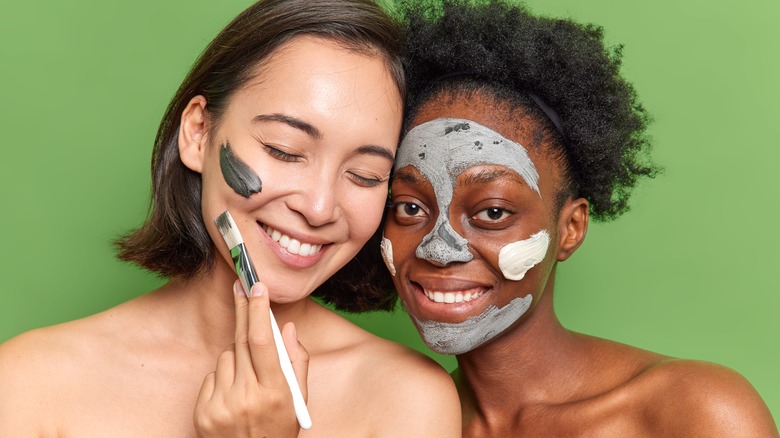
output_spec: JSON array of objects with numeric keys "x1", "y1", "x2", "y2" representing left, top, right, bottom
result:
[{"x1": 385, "y1": 90, "x2": 779, "y2": 437}]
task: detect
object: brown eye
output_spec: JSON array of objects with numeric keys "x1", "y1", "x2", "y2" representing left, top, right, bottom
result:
[
  {"x1": 474, "y1": 207, "x2": 510, "y2": 222},
  {"x1": 395, "y1": 202, "x2": 422, "y2": 218}
]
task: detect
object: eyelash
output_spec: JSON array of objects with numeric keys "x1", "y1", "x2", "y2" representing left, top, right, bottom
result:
[
  {"x1": 263, "y1": 143, "x2": 385, "y2": 187},
  {"x1": 349, "y1": 173, "x2": 384, "y2": 188},
  {"x1": 473, "y1": 207, "x2": 512, "y2": 222},
  {"x1": 263, "y1": 144, "x2": 300, "y2": 162},
  {"x1": 392, "y1": 201, "x2": 426, "y2": 218}
]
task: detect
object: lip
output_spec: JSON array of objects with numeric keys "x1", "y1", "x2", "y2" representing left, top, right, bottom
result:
[
  {"x1": 403, "y1": 275, "x2": 493, "y2": 322},
  {"x1": 256, "y1": 221, "x2": 330, "y2": 269}
]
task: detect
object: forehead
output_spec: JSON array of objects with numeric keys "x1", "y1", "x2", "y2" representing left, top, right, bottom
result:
[
  {"x1": 215, "y1": 36, "x2": 402, "y2": 149},
  {"x1": 396, "y1": 118, "x2": 540, "y2": 195},
  {"x1": 403, "y1": 91, "x2": 567, "y2": 195}
]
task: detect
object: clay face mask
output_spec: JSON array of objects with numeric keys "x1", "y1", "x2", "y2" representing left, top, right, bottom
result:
[
  {"x1": 408, "y1": 229, "x2": 548, "y2": 353},
  {"x1": 499, "y1": 230, "x2": 550, "y2": 281},
  {"x1": 380, "y1": 236, "x2": 396, "y2": 276},
  {"x1": 406, "y1": 295, "x2": 533, "y2": 355},
  {"x1": 220, "y1": 142, "x2": 262, "y2": 198},
  {"x1": 395, "y1": 118, "x2": 540, "y2": 266},
  {"x1": 391, "y1": 118, "x2": 551, "y2": 354}
]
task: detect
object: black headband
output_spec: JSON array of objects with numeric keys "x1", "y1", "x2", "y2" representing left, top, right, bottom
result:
[
  {"x1": 525, "y1": 91, "x2": 569, "y2": 146},
  {"x1": 429, "y1": 72, "x2": 569, "y2": 145}
]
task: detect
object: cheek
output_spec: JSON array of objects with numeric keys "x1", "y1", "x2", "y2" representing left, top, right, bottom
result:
[
  {"x1": 463, "y1": 231, "x2": 505, "y2": 268},
  {"x1": 497, "y1": 230, "x2": 550, "y2": 281},
  {"x1": 219, "y1": 142, "x2": 262, "y2": 198},
  {"x1": 343, "y1": 187, "x2": 387, "y2": 239},
  {"x1": 383, "y1": 224, "x2": 422, "y2": 266}
]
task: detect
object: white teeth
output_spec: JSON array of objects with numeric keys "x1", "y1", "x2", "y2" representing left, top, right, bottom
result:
[
  {"x1": 424, "y1": 289, "x2": 485, "y2": 304},
  {"x1": 262, "y1": 225, "x2": 323, "y2": 256}
]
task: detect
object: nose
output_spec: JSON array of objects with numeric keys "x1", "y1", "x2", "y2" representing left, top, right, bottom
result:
[
  {"x1": 287, "y1": 173, "x2": 342, "y2": 228},
  {"x1": 416, "y1": 220, "x2": 473, "y2": 266}
]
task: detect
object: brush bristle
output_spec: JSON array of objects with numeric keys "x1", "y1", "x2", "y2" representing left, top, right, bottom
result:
[{"x1": 215, "y1": 211, "x2": 244, "y2": 249}]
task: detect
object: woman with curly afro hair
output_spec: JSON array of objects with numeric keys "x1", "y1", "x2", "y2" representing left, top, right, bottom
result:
[{"x1": 382, "y1": 0, "x2": 778, "y2": 435}]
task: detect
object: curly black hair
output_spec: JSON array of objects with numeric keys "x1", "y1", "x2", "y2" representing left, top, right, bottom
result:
[{"x1": 399, "y1": 0, "x2": 658, "y2": 220}]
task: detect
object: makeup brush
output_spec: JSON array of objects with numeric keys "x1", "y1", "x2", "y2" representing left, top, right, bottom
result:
[{"x1": 215, "y1": 210, "x2": 312, "y2": 430}]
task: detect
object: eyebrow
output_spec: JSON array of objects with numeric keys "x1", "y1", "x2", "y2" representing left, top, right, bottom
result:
[
  {"x1": 460, "y1": 168, "x2": 524, "y2": 186},
  {"x1": 253, "y1": 113, "x2": 394, "y2": 162},
  {"x1": 253, "y1": 113, "x2": 322, "y2": 139},
  {"x1": 393, "y1": 168, "x2": 424, "y2": 185},
  {"x1": 356, "y1": 144, "x2": 395, "y2": 162}
]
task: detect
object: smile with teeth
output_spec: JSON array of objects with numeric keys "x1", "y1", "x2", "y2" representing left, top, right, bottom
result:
[
  {"x1": 261, "y1": 224, "x2": 323, "y2": 256},
  {"x1": 423, "y1": 288, "x2": 487, "y2": 304}
]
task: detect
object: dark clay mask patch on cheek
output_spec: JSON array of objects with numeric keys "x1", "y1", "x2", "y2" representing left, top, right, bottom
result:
[{"x1": 219, "y1": 142, "x2": 262, "y2": 198}]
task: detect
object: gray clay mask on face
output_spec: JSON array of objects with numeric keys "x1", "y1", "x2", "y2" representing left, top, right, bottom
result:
[
  {"x1": 395, "y1": 118, "x2": 541, "y2": 265},
  {"x1": 405, "y1": 296, "x2": 533, "y2": 355},
  {"x1": 220, "y1": 142, "x2": 262, "y2": 198},
  {"x1": 393, "y1": 118, "x2": 547, "y2": 354}
]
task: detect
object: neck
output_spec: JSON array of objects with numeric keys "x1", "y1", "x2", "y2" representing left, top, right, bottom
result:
[
  {"x1": 453, "y1": 273, "x2": 588, "y2": 426},
  {"x1": 142, "y1": 254, "x2": 317, "y2": 357}
]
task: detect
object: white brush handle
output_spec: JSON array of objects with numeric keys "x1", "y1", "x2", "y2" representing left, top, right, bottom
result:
[{"x1": 269, "y1": 309, "x2": 312, "y2": 430}]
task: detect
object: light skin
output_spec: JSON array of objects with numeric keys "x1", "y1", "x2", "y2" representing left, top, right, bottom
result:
[
  {"x1": 385, "y1": 91, "x2": 778, "y2": 437},
  {"x1": 0, "y1": 36, "x2": 461, "y2": 437}
]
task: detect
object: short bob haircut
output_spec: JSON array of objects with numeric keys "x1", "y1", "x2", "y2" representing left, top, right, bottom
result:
[{"x1": 115, "y1": 0, "x2": 403, "y2": 312}]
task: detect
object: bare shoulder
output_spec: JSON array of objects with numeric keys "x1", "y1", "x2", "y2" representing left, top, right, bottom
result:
[
  {"x1": 0, "y1": 306, "x2": 121, "y2": 375},
  {"x1": 636, "y1": 359, "x2": 778, "y2": 437},
  {"x1": 0, "y1": 298, "x2": 146, "y2": 436},
  {"x1": 0, "y1": 318, "x2": 98, "y2": 434},
  {"x1": 351, "y1": 333, "x2": 461, "y2": 436},
  {"x1": 310, "y1": 311, "x2": 461, "y2": 436}
]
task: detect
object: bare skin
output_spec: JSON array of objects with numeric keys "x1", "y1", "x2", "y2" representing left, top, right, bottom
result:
[
  {"x1": 455, "y1": 281, "x2": 777, "y2": 437},
  {"x1": 385, "y1": 91, "x2": 778, "y2": 437},
  {"x1": 0, "y1": 266, "x2": 458, "y2": 436},
  {"x1": 0, "y1": 37, "x2": 461, "y2": 437}
]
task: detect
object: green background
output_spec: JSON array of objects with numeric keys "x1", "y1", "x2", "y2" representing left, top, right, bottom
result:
[{"x1": 1, "y1": 0, "x2": 778, "y2": 422}]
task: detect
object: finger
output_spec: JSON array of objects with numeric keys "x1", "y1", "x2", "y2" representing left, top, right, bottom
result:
[
  {"x1": 196, "y1": 371, "x2": 216, "y2": 406},
  {"x1": 213, "y1": 345, "x2": 237, "y2": 397},
  {"x1": 282, "y1": 322, "x2": 309, "y2": 402},
  {"x1": 193, "y1": 371, "x2": 217, "y2": 432},
  {"x1": 246, "y1": 282, "x2": 285, "y2": 384},
  {"x1": 232, "y1": 280, "x2": 255, "y2": 381}
]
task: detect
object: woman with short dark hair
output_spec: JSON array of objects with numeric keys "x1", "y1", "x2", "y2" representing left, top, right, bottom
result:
[{"x1": 0, "y1": 1, "x2": 461, "y2": 436}]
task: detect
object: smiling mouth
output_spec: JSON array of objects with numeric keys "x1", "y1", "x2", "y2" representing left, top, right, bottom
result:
[
  {"x1": 260, "y1": 223, "x2": 323, "y2": 256},
  {"x1": 422, "y1": 288, "x2": 487, "y2": 304}
]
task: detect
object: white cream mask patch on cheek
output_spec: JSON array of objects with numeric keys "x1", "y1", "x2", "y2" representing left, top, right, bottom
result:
[
  {"x1": 380, "y1": 236, "x2": 396, "y2": 276},
  {"x1": 396, "y1": 118, "x2": 541, "y2": 266},
  {"x1": 498, "y1": 230, "x2": 550, "y2": 281},
  {"x1": 405, "y1": 295, "x2": 533, "y2": 355}
]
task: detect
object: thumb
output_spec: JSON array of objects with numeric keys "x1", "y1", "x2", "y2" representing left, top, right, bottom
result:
[{"x1": 282, "y1": 322, "x2": 309, "y2": 402}]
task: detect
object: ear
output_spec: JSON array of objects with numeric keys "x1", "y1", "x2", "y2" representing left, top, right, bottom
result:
[
  {"x1": 178, "y1": 95, "x2": 209, "y2": 174},
  {"x1": 556, "y1": 197, "x2": 589, "y2": 262}
]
